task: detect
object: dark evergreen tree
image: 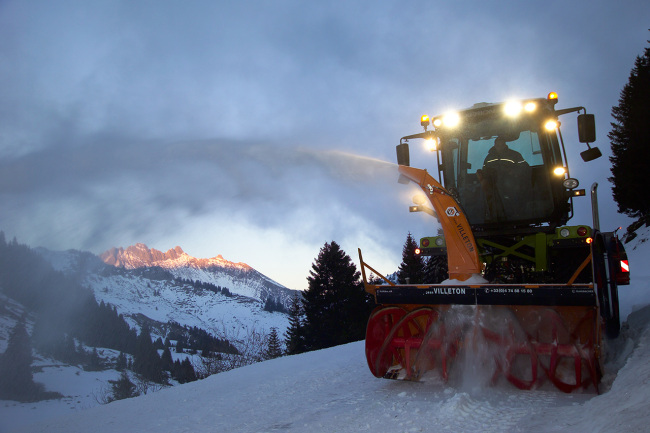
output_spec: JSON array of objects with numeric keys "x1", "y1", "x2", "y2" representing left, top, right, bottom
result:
[
  {"x1": 284, "y1": 293, "x2": 306, "y2": 355},
  {"x1": 161, "y1": 347, "x2": 174, "y2": 372},
  {"x1": 171, "y1": 359, "x2": 182, "y2": 380},
  {"x1": 264, "y1": 327, "x2": 283, "y2": 360},
  {"x1": 181, "y1": 358, "x2": 197, "y2": 383},
  {"x1": 153, "y1": 337, "x2": 164, "y2": 350},
  {"x1": 423, "y1": 255, "x2": 448, "y2": 284},
  {"x1": 175, "y1": 338, "x2": 186, "y2": 354},
  {"x1": 115, "y1": 351, "x2": 128, "y2": 371},
  {"x1": 86, "y1": 347, "x2": 102, "y2": 371},
  {"x1": 108, "y1": 371, "x2": 138, "y2": 402},
  {"x1": 0, "y1": 318, "x2": 39, "y2": 401},
  {"x1": 173, "y1": 358, "x2": 197, "y2": 384},
  {"x1": 302, "y1": 241, "x2": 371, "y2": 351},
  {"x1": 608, "y1": 37, "x2": 650, "y2": 226},
  {"x1": 397, "y1": 232, "x2": 425, "y2": 284},
  {"x1": 60, "y1": 334, "x2": 80, "y2": 364},
  {"x1": 263, "y1": 297, "x2": 287, "y2": 313},
  {"x1": 132, "y1": 325, "x2": 165, "y2": 384}
]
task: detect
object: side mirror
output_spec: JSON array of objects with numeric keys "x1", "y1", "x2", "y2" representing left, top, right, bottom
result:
[
  {"x1": 578, "y1": 114, "x2": 596, "y2": 143},
  {"x1": 581, "y1": 146, "x2": 602, "y2": 162},
  {"x1": 396, "y1": 142, "x2": 410, "y2": 166}
]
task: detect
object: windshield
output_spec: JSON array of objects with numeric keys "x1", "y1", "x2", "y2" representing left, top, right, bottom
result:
[{"x1": 440, "y1": 121, "x2": 559, "y2": 227}]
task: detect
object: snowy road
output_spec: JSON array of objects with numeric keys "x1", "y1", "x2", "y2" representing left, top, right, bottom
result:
[{"x1": 10, "y1": 304, "x2": 650, "y2": 433}]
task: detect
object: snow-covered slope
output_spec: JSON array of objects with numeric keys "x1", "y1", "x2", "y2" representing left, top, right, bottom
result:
[
  {"x1": 86, "y1": 268, "x2": 288, "y2": 339},
  {"x1": 36, "y1": 247, "x2": 291, "y2": 339},
  {"x1": 5, "y1": 303, "x2": 650, "y2": 433},
  {"x1": 99, "y1": 243, "x2": 294, "y2": 303}
]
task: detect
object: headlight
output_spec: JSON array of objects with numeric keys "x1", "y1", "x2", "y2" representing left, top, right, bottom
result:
[
  {"x1": 524, "y1": 102, "x2": 536, "y2": 112},
  {"x1": 435, "y1": 237, "x2": 445, "y2": 246},
  {"x1": 560, "y1": 228, "x2": 570, "y2": 238},
  {"x1": 443, "y1": 112, "x2": 460, "y2": 128},
  {"x1": 553, "y1": 167, "x2": 566, "y2": 176},
  {"x1": 412, "y1": 194, "x2": 427, "y2": 205},
  {"x1": 425, "y1": 137, "x2": 437, "y2": 151},
  {"x1": 545, "y1": 119, "x2": 558, "y2": 131},
  {"x1": 504, "y1": 101, "x2": 523, "y2": 117}
]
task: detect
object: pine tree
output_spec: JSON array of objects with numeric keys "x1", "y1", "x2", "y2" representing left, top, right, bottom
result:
[
  {"x1": 423, "y1": 255, "x2": 448, "y2": 284},
  {"x1": 176, "y1": 358, "x2": 197, "y2": 384},
  {"x1": 115, "y1": 351, "x2": 127, "y2": 371},
  {"x1": 0, "y1": 318, "x2": 39, "y2": 401},
  {"x1": 608, "y1": 37, "x2": 650, "y2": 225},
  {"x1": 264, "y1": 328, "x2": 283, "y2": 360},
  {"x1": 397, "y1": 232, "x2": 425, "y2": 284},
  {"x1": 284, "y1": 293, "x2": 306, "y2": 355},
  {"x1": 108, "y1": 371, "x2": 138, "y2": 402},
  {"x1": 161, "y1": 347, "x2": 174, "y2": 372},
  {"x1": 302, "y1": 241, "x2": 369, "y2": 351},
  {"x1": 87, "y1": 347, "x2": 102, "y2": 371},
  {"x1": 132, "y1": 325, "x2": 165, "y2": 383}
]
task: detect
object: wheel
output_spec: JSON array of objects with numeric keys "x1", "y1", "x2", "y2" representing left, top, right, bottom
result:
[
  {"x1": 593, "y1": 233, "x2": 621, "y2": 339},
  {"x1": 604, "y1": 234, "x2": 621, "y2": 339}
]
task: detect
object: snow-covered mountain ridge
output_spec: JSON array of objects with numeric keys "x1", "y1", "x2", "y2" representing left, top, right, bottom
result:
[
  {"x1": 100, "y1": 243, "x2": 252, "y2": 272},
  {"x1": 35, "y1": 245, "x2": 294, "y2": 341},
  {"x1": 98, "y1": 243, "x2": 294, "y2": 304}
]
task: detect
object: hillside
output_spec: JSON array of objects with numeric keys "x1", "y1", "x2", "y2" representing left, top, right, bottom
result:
[
  {"x1": 35, "y1": 246, "x2": 293, "y2": 340},
  {"x1": 0, "y1": 237, "x2": 294, "y2": 427},
  {"x1": 98, "y1": 243, "x2": 294, "y2": 303}
]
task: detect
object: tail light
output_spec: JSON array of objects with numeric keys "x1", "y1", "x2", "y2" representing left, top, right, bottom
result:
[{"x1": 617, "y1": 259, "x2": 630, "y2": 285}]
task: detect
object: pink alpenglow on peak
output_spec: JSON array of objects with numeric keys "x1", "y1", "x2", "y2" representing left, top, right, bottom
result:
[{"x1": 99, "y1": 243, "x2": 251, "y2": 271}]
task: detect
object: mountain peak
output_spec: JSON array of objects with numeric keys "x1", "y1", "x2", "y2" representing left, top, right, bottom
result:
[{"x1": 99, "y1": 243, "x2": 251, "y2": 272}]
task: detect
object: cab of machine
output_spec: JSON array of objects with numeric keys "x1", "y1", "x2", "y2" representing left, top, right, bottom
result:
[
  {"x1": 436, "y1": 98, "x2": 569, "y2": 230},
  {"x1": 396, "y1": 93, "x2": 600, "y2": 234}
]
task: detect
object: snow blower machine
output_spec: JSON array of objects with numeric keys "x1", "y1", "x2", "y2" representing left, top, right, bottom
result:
[{"x1": 359, "y1": 93, "x2": 630, "y2": 392}]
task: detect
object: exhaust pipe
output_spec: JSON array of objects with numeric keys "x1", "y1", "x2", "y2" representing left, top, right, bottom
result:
[{"x1": 591, "y1": 183, "x2": 600, "y2": 232}]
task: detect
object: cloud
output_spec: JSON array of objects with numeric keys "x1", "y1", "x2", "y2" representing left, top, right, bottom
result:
[{"x1": 0, "y1": 0, "x2": 648, "y2": 289}]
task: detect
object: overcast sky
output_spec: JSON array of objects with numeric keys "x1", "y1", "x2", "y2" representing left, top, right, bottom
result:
[{"x1": 0, "y1": 0, "x2": 648, "y2": 290}]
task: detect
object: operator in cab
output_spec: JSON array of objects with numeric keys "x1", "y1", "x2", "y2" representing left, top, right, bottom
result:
[
  {"x1": 482, "y1": 136, "x2": 527, "y2": 169},
  {"x1": 477, "y1": 137, "x2": 530, "y2": 222}
]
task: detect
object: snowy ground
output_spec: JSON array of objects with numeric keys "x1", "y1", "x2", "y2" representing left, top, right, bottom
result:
[
  {"x1": 3, "y1": 308, "x2": 650, "y2": 433},
  {"x1": 2, "y1": 229, "x2": 650, "y2": 433}
]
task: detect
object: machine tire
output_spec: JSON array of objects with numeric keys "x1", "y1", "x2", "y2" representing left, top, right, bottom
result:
[
  {"x1": 593, "y1": 233, "x2": 620, "y2": 339},
  {"x1": 604, "y1": 234, "x2": 621, "y2": 339}
]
